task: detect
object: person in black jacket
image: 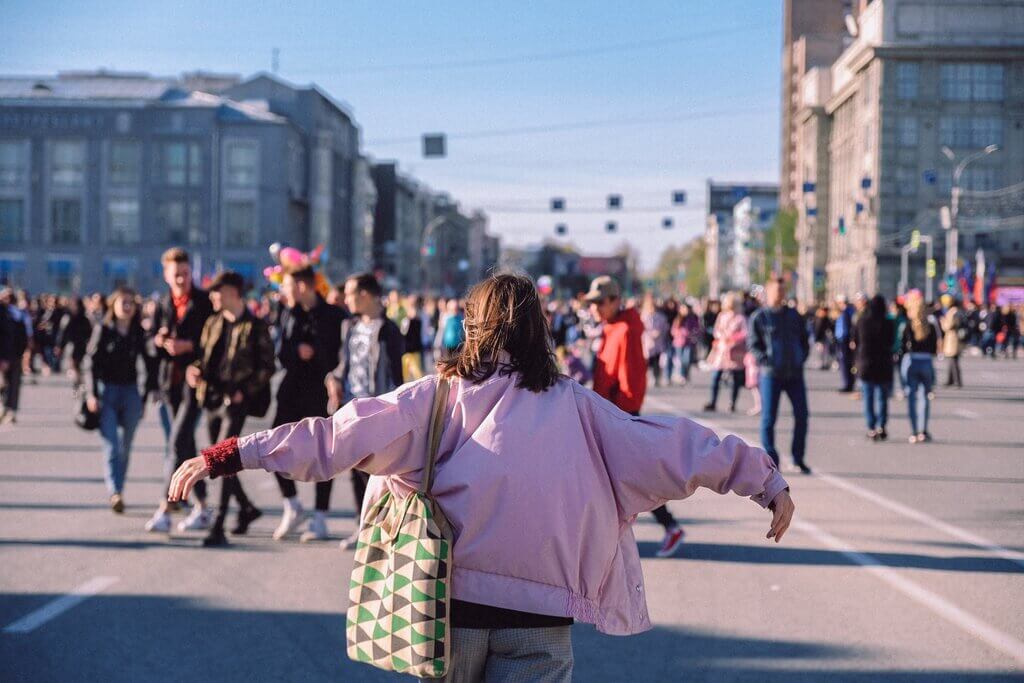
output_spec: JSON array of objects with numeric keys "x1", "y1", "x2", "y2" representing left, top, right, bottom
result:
[
  {"x1": 56, "y1": 296, "x2": 93, "y2": 393},
  {"x1": 145, "y1": 248, "x2": 214, "y2": 534},
  {"x1": 84, "y1": 288, "x2": 147, "y2": 514},
  {"x1": 327, "y1": 272, "x2": 405, "y2": 549},
  {"x1": 854, "y1": 295, "x2": 895, "y2": 441},
  {"x1": 271, "y1": 266, "x2": 347, "y2": 542},
  {"x1": 186, "y1": 271, "x2": 276, "y2": 547},
  {"x1": 748, "y1": 278, "x2": 811, "y2": 475}
]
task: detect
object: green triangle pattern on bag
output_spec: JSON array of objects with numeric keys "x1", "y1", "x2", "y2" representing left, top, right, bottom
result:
[{"x1": 346, "y1": 377, "x2": 454, "y2": 679}]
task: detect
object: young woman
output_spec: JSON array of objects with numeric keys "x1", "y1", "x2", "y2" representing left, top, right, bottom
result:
[
  {"x1": 703, "y1": 292, "x2": 748, "y2": 412},
  {"x1": 85, "y1": 288, "x2": 147, "y2": 513},
  {"x1": 901, "y1": 293, "x2": 938, "y2": 443},
  {"x1": 670, "y1": 302, "x2": 701, "y2": 385},
  {"x1": 855, "y1": 295, "x2": 895, "y2": 441},
  {"x1": 640, "y1": 294, "x2": 669, "y2": 387},
  {"x1": 170, "y1": 273, "x2": 794, "y2": 681}
]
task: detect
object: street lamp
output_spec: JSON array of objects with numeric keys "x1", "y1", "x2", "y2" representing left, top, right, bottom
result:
[
  {"x1": 942, "y1": 144, "x2": 999, "y2": 275},
  {"x1": 420, "y1": 214, "x2": 449, "y2": 293}
]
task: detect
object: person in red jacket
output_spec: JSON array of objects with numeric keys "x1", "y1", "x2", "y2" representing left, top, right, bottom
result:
[{"x1": 586, "y1": 276, "x2": 685, "y2": 557}]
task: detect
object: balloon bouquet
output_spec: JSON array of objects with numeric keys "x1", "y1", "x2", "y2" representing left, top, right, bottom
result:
[{"x1": 264, "y1": 242, "x2": 331, "y2": 297}]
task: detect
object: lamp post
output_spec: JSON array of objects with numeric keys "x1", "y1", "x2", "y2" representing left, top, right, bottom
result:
[
  {"x1": 942, "y1": 144, "x2": 999, "y2": 276},
  {"x1": 419, "y1": 214, "x2": 449, "y2": 294}
]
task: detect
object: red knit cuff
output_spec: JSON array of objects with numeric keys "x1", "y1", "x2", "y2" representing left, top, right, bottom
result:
[{"x1": 202, "y1": 437, "x2": 243, "y2": 479}]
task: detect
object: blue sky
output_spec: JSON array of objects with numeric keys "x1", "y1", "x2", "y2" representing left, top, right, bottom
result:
[{"x1": 0, "y1": 0, "x2": 783, "y2": 269}]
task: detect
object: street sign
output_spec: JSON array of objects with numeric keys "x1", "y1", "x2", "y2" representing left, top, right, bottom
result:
[
  {"x1": 911, "y1": 229, "x2": 921, "y2": 250},
  {"x1": 807, "y1": 207, "x2": 818, "y2": 217},
  {"x1": 802, "y1": 182, "x2": 816, "y2": 193},
  {"x1": 672, "y1": 191, "x2": 687, "y2": 205},
  {"x1": 422, "y1": 133, "x2": 446, "y2": 158},
  {"x1": 861, "y1": 177, "x2": 872, "y2": 190},
  {"x1": 923, "y1": 169, "x2": 938, "y2": 185}
]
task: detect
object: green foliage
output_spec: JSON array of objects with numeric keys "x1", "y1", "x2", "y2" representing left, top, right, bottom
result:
[{"x1": 760, "y1": 209, "x2": 798, "y2": 283}]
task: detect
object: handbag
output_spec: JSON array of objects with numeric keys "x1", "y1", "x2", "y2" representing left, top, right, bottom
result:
[
  {"x1": 75, "y1": 396, "x2": 100, "y2": 431},
  {"x1": 346, "y1": 376, "x2": 454, "y2": 679}
]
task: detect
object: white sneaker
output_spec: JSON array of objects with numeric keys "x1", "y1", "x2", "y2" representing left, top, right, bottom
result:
[
  {"x1": 273, "y1": 504, "x2": 307, "y2": 541},
  {"x1": 177, "y1": 506, "x2": 212, "y2": 532},
  {"x1": 145, "y1": 511, "x2": 171, "y2": 533},
  {"x1": 300, "y1": 513, "x2": 329, "y2": 543},
  {"x1": 339, "y1": 530, "x2": 361, "y2": 550}
]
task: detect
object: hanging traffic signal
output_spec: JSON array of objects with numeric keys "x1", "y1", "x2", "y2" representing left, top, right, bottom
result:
[
  {"x1": 607, "y1": 195, "x2": 622, "y2": 209},
  {"x1": 555, "y1": 223, "x2": 567, "y2": 235},
  {"x1": 672, "y1": 191, "x2": 687, "y2": 205},
  {"x1": 550, "y1": 198, "x2": 565, "y2": 211},
  {"x1": 662, "y1": 217, "x2": 673, "y2": 229},
  {"x1": 606, "y1": 221, "x2": 617, "y2": 233}
]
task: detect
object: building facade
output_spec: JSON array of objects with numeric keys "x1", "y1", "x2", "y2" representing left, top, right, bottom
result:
[
  {"x1": 732, "y1": 194, "x2": 780, "y2": 291},
  {"x1": 704, "y1": 180, "x2": 780, "y2": 298},
  {"x1": 787, "y1": 0, "x2": 1024, "y2": 300},
  {"x1": 0, "y1": 70, "x2": 370, "y2": 293}
]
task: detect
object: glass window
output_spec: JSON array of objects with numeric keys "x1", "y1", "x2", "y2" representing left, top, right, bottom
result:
[
  {"x1": 226, "y1": 142, "x2": 258, "y2": 187},
  {"x1": 971, "y1": 117, "x2": 1003, "y2": 147},
  {"x1": 160, "y1": 199, "x2": 204, "y2": 245},
  {"x1": 0, "y1": 140, "x2": 28, "y2": 186},
  {"x1": 941, "y1": 63, "x2": 1004, "y2": 101},
  {"x1": 109, "y1": 141, "x2": 140, "y2": 186},
  {"x1": 107, "y1": 198, "x2": 140, "y2": 245},
  {"x1": 0, "y1": 199, "x2": 24, "y2": 243},
  {"x1": 895, "y1": 63, "x2": 919, "y2": 100},
  {"x1": 896, "y1": 116, "x2": 918, "y2": 147},
  {"x1": 225, "y1": 201, "x2": 256, "y2": 248},
  {"x1": 963, "y1": 166, "x2": 999, "y2": 192},
  {"x1": 162, "y1": 142, "x2": 202, "y2": 186},
  {"x1": 51, "y1": 199, "x2": 82, "y2": 244},
  {"x1": 895, "y1": 167, "x2": 917, "y2": 197},
  {"x1": 51, "y1": 140, "x2": 85, "y2": 187},
  {"x1": 939, "y1": 116, "x2": 1003, "y2": 148}
]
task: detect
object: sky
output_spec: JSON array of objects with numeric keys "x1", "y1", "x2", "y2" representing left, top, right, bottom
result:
[{"x1": 0, "y1": 0, "x2": 784, "y2": 270}]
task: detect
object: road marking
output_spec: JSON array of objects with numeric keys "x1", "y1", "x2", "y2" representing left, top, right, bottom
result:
[
  {"x1": 816, "y1": 471, "x2": 1024, "y2": 571},
  {"x1": 645, "y1": 394, "x2": 1024, "y2": 571},
  {"x1": 955, "y1": 408, "x2": 980, "y2": 420},
  {"x1": 3, "y1": 576, "x2": 119, "y2": 634},
  {"x1": 795, "y1": 519, "x2": 1024, "y2": 666}
]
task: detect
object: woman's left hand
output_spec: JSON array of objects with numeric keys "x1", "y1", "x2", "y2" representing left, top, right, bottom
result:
[{"x1": 168, "y1": 456, "x2": 210, "y2": 502}]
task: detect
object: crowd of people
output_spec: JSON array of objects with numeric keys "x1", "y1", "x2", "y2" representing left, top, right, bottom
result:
[{"x1": 0, "y1": 250, "x2": 1020, "y2": 551}]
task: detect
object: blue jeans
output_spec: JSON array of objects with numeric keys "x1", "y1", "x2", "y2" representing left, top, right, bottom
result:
[
  {"x1": 902, "y1": 356, "x2": 934, "y2": 435},
  {"x1": 709, "y1": 369, "x2": 743, "y2": 409},
  {"x1": 98, "y1": 382, "x2": 143, "y2": 495},
  {"x1": 860, "y1": 380, "x2": 890, "y2": 431},
  {"x1": 759, "y1": 373, "x2": 808, "y2": 467},
  {"x1": 673, "y1": 346, "x2": 694, "y2": 381}
]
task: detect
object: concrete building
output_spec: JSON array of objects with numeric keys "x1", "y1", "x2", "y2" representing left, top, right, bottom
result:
[
  {"x1": 0, "y1": 70, "x2": 371, "y2": 293},
  {"x1": 780, "y1": 0, "x2": 850, "y2": 210},
  {"x1": 788, "y1": 0, "x2": 1024, "y2": 299},
  {"x1": 732, "y1": 194, "x2": 780, "y2": 291},
  {"x1": 704, "y1": 180, "x2": 779, "y2": 298}
]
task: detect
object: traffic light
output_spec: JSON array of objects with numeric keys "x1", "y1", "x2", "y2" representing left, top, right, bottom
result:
[
  {"x1": 672, "y1": 191, "x2": 687, "y2": 205},
  {"x1": 607, "y1": 195, "x2": 622, "y2": 209},
  {"x1": 555, "y1": 223, "x2": 567, "y2": 236},
  {"x1": 606, "y1": 221, "x2": 617, "y2": 233},
  {"x1": 662, "y1": 217, "x2": 673, "y2": 229},
  {"x1": 422, "y1": 133, "x2": 446, "y2": 158},
  {"x1": 550, "y1": 198, "x2": 565, "y2": 211}
]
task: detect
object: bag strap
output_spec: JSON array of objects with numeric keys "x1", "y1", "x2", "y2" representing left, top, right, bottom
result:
[{"x1": 419, "y1": 375, "x2": 451, "y2": 496}]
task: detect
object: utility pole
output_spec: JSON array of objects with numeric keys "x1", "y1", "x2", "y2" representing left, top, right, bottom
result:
[{"x1": 942, "y1": 144, "x2": 999, "y2": 276}]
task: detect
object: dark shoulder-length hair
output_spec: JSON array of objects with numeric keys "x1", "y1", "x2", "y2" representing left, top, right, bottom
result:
[{"x1": 437, "y1": 273, "x2": 560, "y2": 393}]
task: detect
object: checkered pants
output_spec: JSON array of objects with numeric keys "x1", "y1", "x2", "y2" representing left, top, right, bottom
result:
[{"x1": 439, "y1": 626, "x2": 573, "y2": 682}]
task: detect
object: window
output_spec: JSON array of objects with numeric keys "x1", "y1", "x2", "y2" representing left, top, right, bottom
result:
[
  {"x1": 941, "y1": 63, "x2": 1004, "y2": 101},
  {"x1": 109, "y1": 141, "x2": 140, "y2": 186},
  {"x1": 51, "y1": 140, "x2": 85, "y2": 186},
  {"x1": 963, "y1": 166, "x2": 999, "y2": 192},
  {"x1": 225, "y1": 201, "x2": 256, "y2": 248},
  {"x1": 226, "y1": 142, "x2": 258, "y2": 187},
  {"x1": 896, "y1": 116, "x2": 918, "y2": 147},
  {"x1": 896, "y1": 63, "x2": 919, "y2": 100},
  {"x1": 161, "y1": 142, "x2": 202, "y2": 186},
  {"x1": 939, "y1": 116, "x2": 1003, "y2": 148},
  {"x1": 895, "y1": 167, "x2": 917, "y2": 197},
  {"x1": 51, "y1": 199, "x2": 82, "y2": 244},
  {"x1": 160, "y1": 199, "x2": 204, "y2": 245},
  {"x1": 0, "y1": 140, "x2": 28, "y2": 186},
  {"x1": 107, "y1": 199, "x2": 140, "y2": 245},
  {"x1": 46, "y1": 258, "x2": 78, "y2": 293},
  {"x1": 0, "y1": 199, "x2": 24, "y2": 243}
]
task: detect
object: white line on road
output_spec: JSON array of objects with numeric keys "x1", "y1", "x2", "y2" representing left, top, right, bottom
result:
[
  {"x1": 3, "y1": 576, "x2": 119, "y2": 634},
  {"x1": 645, "y1": 395, "x2": 1024, "y2": 570},
  {"x1": 816, "y1": 472, "x2": 1024, "y2": 571},
  {"x1": 955, "y1": 408, "x2": 980, "y2": 420},
  {"x1": 795, "y1": 519, "x2": 1024, "y2": 667}
]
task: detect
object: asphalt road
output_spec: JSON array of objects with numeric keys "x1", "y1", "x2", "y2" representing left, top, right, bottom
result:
[{"x1": 1, "y1": 353, "x2": 1022, "y2": 682}]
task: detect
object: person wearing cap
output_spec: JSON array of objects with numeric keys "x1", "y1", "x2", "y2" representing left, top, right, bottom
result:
[
  {"x1": 185, "y1": 271, "x2": 275, "y2": 547},
  {"x1": 585, "y1": 275, "x2": 686, "y2": 558}
]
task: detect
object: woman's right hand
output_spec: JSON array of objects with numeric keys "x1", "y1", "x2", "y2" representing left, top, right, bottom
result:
[
  {"x1": 767, "y1": 489, "x2": 795, "y2": 543},
  {"x1": 86, "y1": 395, "x2": 99, "y2": 414}
]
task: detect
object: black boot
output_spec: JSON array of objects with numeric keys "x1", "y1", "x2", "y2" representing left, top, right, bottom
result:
[
  {"x1": 231, "y1": 506, "x2": 263, "y2": 535},
  {"x1": 202, "y1": 527, "x2": 229, "y2": 547}
]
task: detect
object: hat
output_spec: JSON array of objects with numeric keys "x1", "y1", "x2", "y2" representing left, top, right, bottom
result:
[
  {"x1": 584, "y1": 276, "x2": 622, "y2": 303},
  {"x1": 209, "y1": 270, "x2": 246, "y2": 294}
]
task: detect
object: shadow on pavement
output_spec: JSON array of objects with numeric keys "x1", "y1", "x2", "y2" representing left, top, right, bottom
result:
[
  {"x1": 1, "y1": 592, "x2": 1017, "y2": 682},
  {"x1": 636, "y1": 541, "x2": 1024, "y2": 574}
]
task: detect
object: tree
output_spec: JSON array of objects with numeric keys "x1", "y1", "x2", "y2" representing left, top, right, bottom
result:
[
  {"x1": 683, "y1": 239, "x2": 707, "y2": 298},
  {"x1": 761, "y1": 209, "x2": 798, "y2": 283}
]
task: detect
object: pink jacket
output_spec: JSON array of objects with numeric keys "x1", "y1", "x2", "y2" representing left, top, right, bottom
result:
[
  {"x1": 709, "y1": 311, "x2": 748, "y2": 370},
  {"x1": 234, "y1": 371, "x2": 787, "y2": 635}
]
